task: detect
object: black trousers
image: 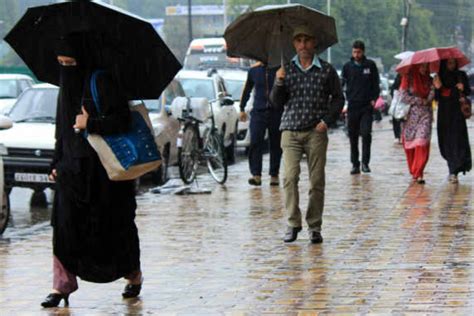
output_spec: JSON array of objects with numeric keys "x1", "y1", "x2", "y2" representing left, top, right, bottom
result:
[
  {"x1": 348, "y1": 106, "x2": 373, "y2": 167},
  {"x1": 248, "y1": 109, "x2": 282, "y2": 177},
  {"x1": 392, "y1": 118, "x2": 402, "y2": 139}
]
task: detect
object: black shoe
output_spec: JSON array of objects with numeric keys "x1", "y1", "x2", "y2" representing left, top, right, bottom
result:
[
  {"x1": 361, "y1": 164, "x2": 371, "y2": 173},
  {"x1": 122, "y1": 282, "x2": 142, "y2": 298},
  {"x1": 248, "y1": 177, "x2": 262, "y2": 186},
  {"x1": 309, "y1": 231, "x2": 323, "y2": 244},
  {"x1": 350, "y1": 166, "x2": 360, "y2": 175},
  {"x1": 283, "y1": 226, "x2": 302, "y2": 243},
  {"x1": 41, "y1": 293, "x2": 69, "y2": 308}
]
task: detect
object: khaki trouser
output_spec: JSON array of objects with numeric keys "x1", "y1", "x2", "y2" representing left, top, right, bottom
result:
[{"x1": 281, "y1": 129, "x2": 328, "y2": 232}]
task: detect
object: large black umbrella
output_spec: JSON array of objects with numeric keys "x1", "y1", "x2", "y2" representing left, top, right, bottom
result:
[
  {"x1": 224, "y1": 4, "x2": 338, "y2": 67},
  {"x1": 4, "y1": 0, "x2": 182, "y2": 100}
]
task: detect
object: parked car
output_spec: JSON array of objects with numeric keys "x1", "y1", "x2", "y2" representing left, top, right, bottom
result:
[
  {"x1": 0, "y1": 142, "x2": 9, "y2": 234},
  {"x1": 218, "y1": 69, "x2": 253, "y2": 149},
  {"x1": 0, "y1": 84, "x2": 57, "y2": 196},
  {"x1": 0, "y1": 74, "x2": 34, "y2": 115},
  {"x1": 142, "y1": 79, "x2": 184, "y2": 184},
  {"x1": 175, "y1": 70, "x2": 239, "y2": 162},
  {"x1": 183, "y1": 37, "x2": 251, "y2": 71}
]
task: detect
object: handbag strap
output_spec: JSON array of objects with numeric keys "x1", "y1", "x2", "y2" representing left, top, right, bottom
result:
[{"x1": 90, "y1": 70, "x2": 105, "y2": 114}]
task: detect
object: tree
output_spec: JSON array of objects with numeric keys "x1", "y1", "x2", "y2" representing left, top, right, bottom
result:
[{"x1": 227, "y1": 0, "x2": 445, "y2": 72}]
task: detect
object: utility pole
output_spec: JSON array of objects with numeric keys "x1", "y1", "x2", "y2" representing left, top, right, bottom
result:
[
  {"x1": 188, "y1": 0, "x2": 193, "y2": 44},
  {"x1": 401, "y1": 0, "x2": 412, "y2": 52},
  {"x1": 327, "y1": 0, "x2": 331, "y2": 63},
  {"x1": 223, "y1": 0, "x2": 228, "y2": 29}
]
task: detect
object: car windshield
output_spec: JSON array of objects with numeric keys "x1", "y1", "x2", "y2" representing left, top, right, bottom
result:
[
  {"x1": 225, "y1": 80, "x2": 245, "y2": 101},
  {"x1": 0, "y1": 79, "x2": 19, "y2": 99},
  {"x1": 143, "y1": 80, "x2": 186, "y2": 112},
  {"x1": 9, "y1": 88, "x2": 58, "y2": 122},
  {"x1": 178, "y1": 78, "x2": 215, "y2": 101}
]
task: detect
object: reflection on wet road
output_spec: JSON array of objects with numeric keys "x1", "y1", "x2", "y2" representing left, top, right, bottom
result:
[{"x1": 0, "y1": 121, "x2": 472, "y2": 314}]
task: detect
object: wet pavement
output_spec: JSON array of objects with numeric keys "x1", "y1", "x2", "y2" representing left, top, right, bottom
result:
[{"x1": 0, "y1": 118, "x2": 473, "y2": 315}]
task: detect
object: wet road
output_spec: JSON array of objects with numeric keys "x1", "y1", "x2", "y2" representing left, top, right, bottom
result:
[{"x1": 0, "y1": 119, "x2": 473, "y2": 315}]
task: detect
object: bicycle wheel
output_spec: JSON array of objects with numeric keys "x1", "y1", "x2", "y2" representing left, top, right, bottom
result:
[
  {"x1": 205, "y1": 129, "x2": 227, "y2": 184},
  {"x1": 178, "y1": 123, "x2": 200, "y2": 184},
  {"x1": 0, "y1": 190, "x2": 10, "y2": 235}
]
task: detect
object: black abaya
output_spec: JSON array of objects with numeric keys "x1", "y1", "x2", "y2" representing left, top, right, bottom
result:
[
  {"x1": 51, "y1": 66, "x2": 140, "y2": 283},
  {"x1": 436, "y1": 69, "x2": 472, "y2": 175}
]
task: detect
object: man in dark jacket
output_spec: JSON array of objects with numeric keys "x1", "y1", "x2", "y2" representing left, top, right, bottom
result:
[
  {"x1": 240, "y1": 62, "x2": 282, "y2": 186},
  {"x1": 341, "y1": 40, "x2": 380, "y2": 174},
  {"x1": 270, "y1": 26, "x2": 344, "y2": 244}
]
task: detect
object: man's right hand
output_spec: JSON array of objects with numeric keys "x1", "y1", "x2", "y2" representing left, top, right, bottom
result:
[
  {"x1": 276, "y1": 67, "x2": 286, "y2": 81},
  {"x1": 49, "y1": 169, "x2": 57, "y2": 182},
  {"x1": 239, "y1": 112, "x2": 248, "y2": 122}
]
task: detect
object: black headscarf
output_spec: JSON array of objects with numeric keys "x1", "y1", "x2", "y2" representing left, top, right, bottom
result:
[{"x1": 439, "y1": 59, "x2": 459, "y2": 89}]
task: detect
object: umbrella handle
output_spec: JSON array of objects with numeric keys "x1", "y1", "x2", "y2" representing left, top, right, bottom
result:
[{"x1": 280, "y1": 17, "x2": 284, "y2": 69}]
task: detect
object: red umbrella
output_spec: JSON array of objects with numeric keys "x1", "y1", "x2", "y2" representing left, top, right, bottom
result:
[{"x1": 396, "y1": 46, "x2": 470, "y2": 74}]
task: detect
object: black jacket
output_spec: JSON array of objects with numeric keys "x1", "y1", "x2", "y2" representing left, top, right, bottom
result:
[{"x1": 341, "y1": 56, "x2": 380, "y2": 109}]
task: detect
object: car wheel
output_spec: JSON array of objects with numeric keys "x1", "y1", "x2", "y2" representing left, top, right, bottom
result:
[
  {"x1": 31, "y1": 189, "x2": 48, "y2": 207},
  {"x1": 0, "y1": 190, "x2": 10, "y2": 235}
]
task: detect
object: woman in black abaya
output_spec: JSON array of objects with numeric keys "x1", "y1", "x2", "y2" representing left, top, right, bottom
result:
[
  {"x1": 434, "y1": 59, "x2": 472, "y2": 183},
  {"x1": 42, "y1": 35, "x2": 142, "y2": 308}
]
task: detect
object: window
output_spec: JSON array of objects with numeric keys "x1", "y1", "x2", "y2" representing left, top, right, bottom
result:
[
  {"x1": 178, "y1": 78, "x2": 215, "y2": 101},
  {"x1": 226, "y1": 80, "x2": 245, "y2": 101},
  {"x1": 19, "y1": 80, "x2": 32, "y2": 92},
  {"x1": 9, "y1": 88, "x2": 58, "y2": 122},
  {"x1": 143, "y1": 80, "x2": 186, "y2": 113},
  {"x1": 0, "y1": 80, "x2": 19, "y2": 99}
]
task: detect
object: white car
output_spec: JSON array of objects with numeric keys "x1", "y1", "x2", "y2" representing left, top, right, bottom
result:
[
  {"x1": 142, "y1": 79, "x2": 184, "y2": 184},
  {"x1": 0, "y1": 83, "x2": 57, "y2": 195},
  {"x1": 0, "y1": 74, "x2": 34, "y2": 115},
  {"x1": 218, "y1": 69, "x2": 253, "y2": 149},
  {"x1": 183, "y1": 37, "x2": 251, "y2": 71},
  {"x1": 175, "y1": 70, "x2": 239, "y2": 162}
]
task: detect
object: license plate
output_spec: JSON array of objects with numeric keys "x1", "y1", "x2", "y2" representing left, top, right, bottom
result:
[{"x1": 14, "y1": 173, "x2": 52, "y2": 183}]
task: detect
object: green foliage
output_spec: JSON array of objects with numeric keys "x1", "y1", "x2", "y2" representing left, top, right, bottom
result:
[
  {"x1": 227, "y1": 0, "x2": 472, "y2": 72},
  {"x1": 0, "y1": 0, "x2": 472, "y2": 72}
]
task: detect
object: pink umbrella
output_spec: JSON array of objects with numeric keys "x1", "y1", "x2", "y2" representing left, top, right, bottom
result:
[{"x1": 396, "y1": 46, "x2": 470, "y2": 74}]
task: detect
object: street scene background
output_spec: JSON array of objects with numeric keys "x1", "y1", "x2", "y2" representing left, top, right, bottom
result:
[{"x1": 0, "y1": 0, "x2": 473, "y2": 314}]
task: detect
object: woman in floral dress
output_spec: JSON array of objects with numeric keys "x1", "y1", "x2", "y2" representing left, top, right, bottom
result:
[{"x1": 399, "y1": 63, "x2": 434, "y2": 184}]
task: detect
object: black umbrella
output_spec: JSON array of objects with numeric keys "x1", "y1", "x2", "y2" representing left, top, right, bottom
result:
[
  {"x1": 224, "y1": 4, "x2": 338, "y2": 67},
  {"x1": 4, "y1": 0, "x2": 182, "y2": 100}
]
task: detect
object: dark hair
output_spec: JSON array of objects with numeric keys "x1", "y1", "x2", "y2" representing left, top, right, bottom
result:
[{"x1": 352, "y1": 40, "x2": 365, "y2": 51}]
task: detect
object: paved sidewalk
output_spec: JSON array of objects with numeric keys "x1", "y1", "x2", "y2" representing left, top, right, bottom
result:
[{"x1": 0, "y1": 119, "x2": 472, "y2": 315}]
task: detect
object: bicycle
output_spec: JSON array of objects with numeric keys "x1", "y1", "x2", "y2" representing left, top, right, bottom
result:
[{"x1": 176, "y1": 97, "x2": 227, "y2": 184}]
